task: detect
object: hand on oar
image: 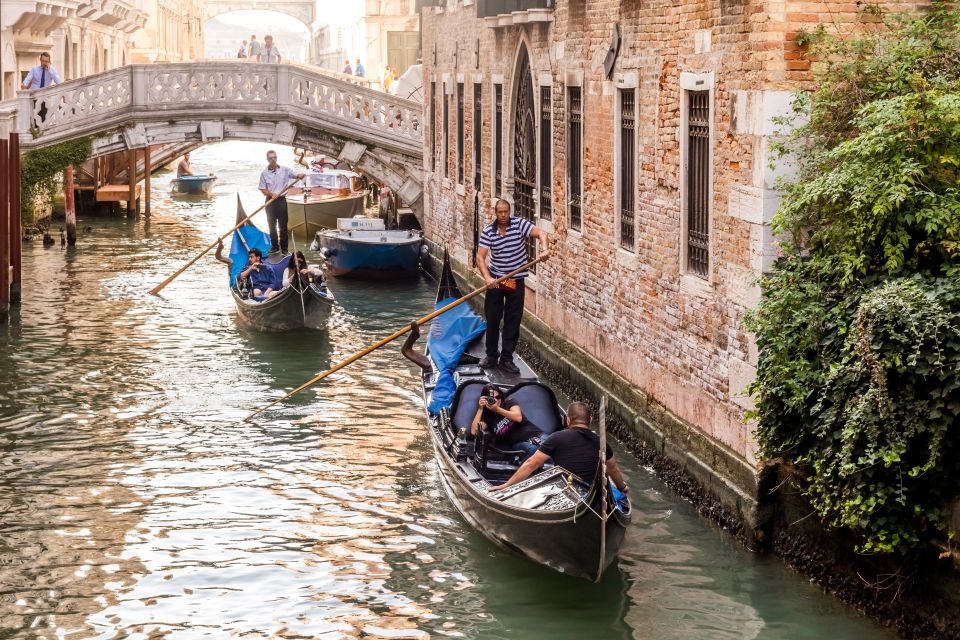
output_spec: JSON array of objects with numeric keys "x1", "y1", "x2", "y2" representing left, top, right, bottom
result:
[
  {"x1": 244, "y1": 253, "x2": 550, "y2": 421},
  {"x1": 149, "y1": 181, "x2": 298, "y2": 296}
]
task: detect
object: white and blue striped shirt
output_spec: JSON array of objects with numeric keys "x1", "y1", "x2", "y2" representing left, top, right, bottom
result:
[{"x1": 479, "y1": 217, "x2": 534, "y2": 278}]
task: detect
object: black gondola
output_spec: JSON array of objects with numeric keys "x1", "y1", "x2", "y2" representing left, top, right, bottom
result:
[
  {"x1": 408, "y1": 253, "x2": 631, "y2": 581},
  {"x1": 230, "y1": 198, "x2": 335, "y2": 332}
]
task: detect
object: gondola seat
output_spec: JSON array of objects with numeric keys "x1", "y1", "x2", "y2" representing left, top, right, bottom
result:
[
  {"x1": 504, "y1": 382, "x2": 564, "y2": 436},
  {"x1": 450, "y1": 380, "x2": 488, "y2": 433}
]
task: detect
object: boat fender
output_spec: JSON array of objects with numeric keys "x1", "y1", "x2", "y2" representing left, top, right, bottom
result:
[
  {"x1": 317, "y1": 247, "x2": 331, "y2": 260},
  {"x1": 419, "y1": 244, "x2": 429, "y2": 256}
]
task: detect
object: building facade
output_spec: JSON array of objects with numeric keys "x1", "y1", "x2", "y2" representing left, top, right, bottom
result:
[
  {"x1": 1, "y1": 0, "x2": 147, "y2": 101},
  {"x1": 419, "y1": 0, "x2": 906, "y2": 513},
  {"x1": 130, "y1": 0, "x2": 204, "y2": 63}
]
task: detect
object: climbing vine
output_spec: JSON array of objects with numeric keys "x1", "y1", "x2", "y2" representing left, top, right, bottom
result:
[
  {"x1": 747, "y1": 2, "x2": 960, "y2": 554},
  {"x1": 20, "y1": 137, "x2": 92, "y2": 221}
]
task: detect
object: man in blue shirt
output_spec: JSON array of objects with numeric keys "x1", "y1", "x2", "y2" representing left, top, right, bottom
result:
[
  {"x1": 355, "y1": 59, "x2": 365, "y2": 77},
  {"x1": 258, "y1": 150, "x2": 305, "y2": 255},
  {"x1": 21, "y1": 53, "x2": 61, "y2": 90},
  {"x1": 476, "y1": 199, "x2": 550, "y2": 375}
]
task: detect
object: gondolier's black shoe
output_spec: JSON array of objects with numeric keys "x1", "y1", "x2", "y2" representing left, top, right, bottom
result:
[
  {"x1": 498, "y1": 358, "x2": 520, "y2": 376},
  {"x1": 268, "y1": 247, "x2": 280, "y2": 255},
  {"x1": 479, "y1": 355, "x2": 498, "y2": 369}
]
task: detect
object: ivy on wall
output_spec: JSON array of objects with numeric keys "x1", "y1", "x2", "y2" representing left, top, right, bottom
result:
[
  {"x1": 20, "y1": 137, "x2": 93, "y2": 222},
  {"x1": 747, "y1": 2, "x2": 960, "y2": 554}
]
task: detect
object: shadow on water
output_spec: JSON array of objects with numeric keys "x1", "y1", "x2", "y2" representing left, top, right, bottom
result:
[{"x1": 0, "y1": 141, "x2": 899, "y2": 639}]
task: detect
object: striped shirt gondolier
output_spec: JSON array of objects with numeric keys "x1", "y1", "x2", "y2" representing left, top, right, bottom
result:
[{"x1": 479, "y1": 217, "x2": 534, "y2": 278}]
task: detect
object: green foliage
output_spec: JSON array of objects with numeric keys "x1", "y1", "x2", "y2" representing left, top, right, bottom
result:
[
  {"x1": 749, "y1": 2, "x2": 960, "y2": 554},
  {"x1": 20, "y1": 137, "x2": 92, "y2": 221}
]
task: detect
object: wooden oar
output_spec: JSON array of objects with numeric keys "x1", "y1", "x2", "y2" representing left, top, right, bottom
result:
[
  {"x1": 149, "y1": 181, "x2": 298, "y2": 295},
  {"x1": 245, "y1": 252, "x2": 549, "y2": 421},
  {"x1": 595, "y1": 395, "x2": 608, "y2": 583}
]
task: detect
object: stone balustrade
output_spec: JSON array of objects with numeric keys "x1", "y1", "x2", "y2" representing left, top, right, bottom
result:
[{"x1": 13, "y1": 61, "x2": 423, "y2": 156}]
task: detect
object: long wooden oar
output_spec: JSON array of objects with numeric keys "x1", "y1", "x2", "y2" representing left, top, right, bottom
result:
[
  {"x1": 149, "y1": 181, "x2": 298, "y2": 295},
  {"x1": 245, "y1": 252, "x2": 549, "y2": 421}
]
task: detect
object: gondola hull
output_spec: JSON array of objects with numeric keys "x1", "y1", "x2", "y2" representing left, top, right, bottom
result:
[
  {"x1": 171, "y1": 175, "x2": 216, "y2": 195},
  {"x1": 231, "y1": 284, "x2": 334, "y2": 332},
  {"x1": 314, "y1": 229, "x2": 424, "y2": 279},
  {"x1": 287, "y1": 192, "x2": 367, "y2": 239}
]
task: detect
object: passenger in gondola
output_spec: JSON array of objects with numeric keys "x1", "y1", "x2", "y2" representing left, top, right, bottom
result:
[
  {"x1": 215, "y1": 238, "x2": 232, "y2": 268},
  {"x1": 283, "y1": 251, "x2": 323, "y2": 291},
  {"x1": 470, "y1": 384, "x2": 543, "y2": 461},
  {"x1": 490, "y1": 401, "x2": 628, "y2": 493},
  {"x1": 239, "y1": 248, "x2": 275, "y2": 299}
]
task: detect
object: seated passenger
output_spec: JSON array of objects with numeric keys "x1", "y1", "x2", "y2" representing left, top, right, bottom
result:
[
  {"x1": 490, "y1": 401, "x2": 628, "y2": 494},
  {"x1": 283, "y1": 251, "x2": 323, "y2": 291},
  {"x1": 470, "y1": 383, "x2": 543, "y2": 461},
  {"x1": 239, "y1": 248, "x2": 275, "y2": 298}
]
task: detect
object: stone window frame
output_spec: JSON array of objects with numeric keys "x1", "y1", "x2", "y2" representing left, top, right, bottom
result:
[
  {"x1": 679, "y1": 70, "x2": 715, "y2": 294},
  {"x1": 614, "y1": 73, "x2": 639, "y2": 261},
  {"x1": 472, "y1": 76, "x2": 483, "y2": 191},
  {"x1": 442, "y1": 74, "x2": 452, "y2": 181},
  {"x1": 565, "y1": 69, "x2": 584, "y2": 235},
  {"x1": 456, "y1": 78, "x2": 465, "y2": 186}
]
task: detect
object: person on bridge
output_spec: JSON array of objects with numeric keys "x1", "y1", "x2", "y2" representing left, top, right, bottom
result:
[
  {"x1": 342, "y1": 60, "x2": 353, "y2": 75},
  {"x1": 258, "y1": 150, "x2": 305, "y2": 255},
  {"x1": 21, "y1": 53, "x2": 61, "y2": 90},
  {"x1": 355, "y1": 59, "x2": 365, "y2": 77},
  {"x1": 177, "y1": 153, "x2": 195, "y2": 177},
  {"x1": 259, "y1": 35, "x2": 281, "y2": 63},
  {"x1": 248, "y1": 35, "x2": 261, "y2": 61},
  {"x1": 237, "y1": 40, "x2": 248, "y2": 59},
  {"x1": 476, "y1": 199, "x2": 550, "y2": 375}
]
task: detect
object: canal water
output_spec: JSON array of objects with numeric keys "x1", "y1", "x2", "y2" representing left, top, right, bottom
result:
[{"x1": 0, "y1": 142, "x2": 895, "y2": 639}]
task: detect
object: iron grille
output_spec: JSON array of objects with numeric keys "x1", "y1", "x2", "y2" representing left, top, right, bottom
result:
[
  {"x1": 568, "y1": 86, "x2": 582, "y2": 232},
  {"x1": 539, "y1": 85, "x2": 552, "y2": 220},
  {"x1": 619, "y1": 89, "x2": 635, "y2": 251},
  {"x1": 443, "y1": 85, "x2": 449, "y2": 178},
  {"x1": 495, "y1": 84, "x2": 503, "y2": 196},
  {"x1": 430, "y1": 81, "x2": 436, "y2": 172},
  {"x1": 473, "y1": 83, "x2": 482, "y2": 190},
  {"x1": 514, "y1": 47, "x2": 537, "y2": 272},
  {"x1": 457, "y1": 83, "x2": 464, "y2": 184},
  {"x1": 686, "y1": 91, "x2": 710, "y2": 277}
]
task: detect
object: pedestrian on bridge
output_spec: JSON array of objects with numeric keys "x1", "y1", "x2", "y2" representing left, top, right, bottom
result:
[
  {"x1": 355, "y1": 59, "x2": 365, "y2": 77},
  {"x1": 343, "y1": 60, "x2": 353, "y2": 75},
  {"x1": 258, "y1": 35, "x2": 281, "y2": 63},
  {"x1": 248, "y1": 35, "x2": 261, "y2": 61},
  {"x1": 258, "y1": 150, "x2": 305, "y2": 255},
  {"x1": 21, "y1": 53, "x2": 61, "y2": 90},
  {"x1": 237, "y1": 40, "x2": 248, "y2": 59}
]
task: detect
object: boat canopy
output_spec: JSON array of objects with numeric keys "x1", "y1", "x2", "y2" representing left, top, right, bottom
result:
[
  {"x1": 303, "y1": 172, "x2": 356, "y2": 189},
  {"x1": 426, "y1": 296, "x2": 486, "y2": 415}
]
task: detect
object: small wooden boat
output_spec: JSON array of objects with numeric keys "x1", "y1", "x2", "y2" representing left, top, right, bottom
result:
[
  {"x1": 171, "y1": 174, "x2": 217, "y2": 195},
  {"x1": 229, "y1": 197, "x2": 335, "y2": 332},
  {"x1": 287, "y1": 165, "x2": 367, "y2": 238},
  {"x1": 311, "y1": 218, "x2": 425, "y2": 279},
  {"x1": 407, "y1": 253, "x2": 631, "y2": 581}
]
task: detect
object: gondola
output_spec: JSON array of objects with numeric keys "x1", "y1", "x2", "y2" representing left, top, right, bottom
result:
[
  {"x1": 171, "y1": 174, "x2": 217, "y2": 196},
  {"x1": 228, "y1": 197, "x2": 335, "y2": 332},
  {"x1": 406, "y1": 253, "x2": 631, "y2": 581}
]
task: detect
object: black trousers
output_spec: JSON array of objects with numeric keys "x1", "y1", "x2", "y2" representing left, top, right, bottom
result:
[
  {"x1": 484, "y1": 278, "x2": 525, "y2": 360},
  {"x1": 265, "y1": 196, "x2": 289, "y2": 253}
]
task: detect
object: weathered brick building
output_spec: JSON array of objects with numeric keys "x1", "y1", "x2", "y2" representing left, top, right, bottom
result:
[{"x1": 418, "y1": 0, "x2": 901, "y2": 524}]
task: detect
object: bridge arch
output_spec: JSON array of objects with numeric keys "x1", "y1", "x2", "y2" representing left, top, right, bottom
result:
[{"x1": 204, "y1": 1, "x2": 314, "y2": 31}]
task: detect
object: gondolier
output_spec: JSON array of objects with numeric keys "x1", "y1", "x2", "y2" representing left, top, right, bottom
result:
[
  {"x1": 477, "y1": 199, "x2": 550, "y2": 375},
  {"x1": 258, "y1": 150, "x2": 305, "y2": 255}
]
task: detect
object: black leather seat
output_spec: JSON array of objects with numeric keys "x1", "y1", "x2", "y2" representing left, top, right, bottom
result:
[
  {"x1": 503, "y1": 382, "x2": 563, "y2": 436},
  {"x1": 450, "y1": 380, "x2": 488, "y2": 433}
]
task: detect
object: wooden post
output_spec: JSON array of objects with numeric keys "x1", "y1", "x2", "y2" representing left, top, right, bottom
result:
[
  {"x1": 143, "y1": 145, "x2": 151, "y2": 216},
  {"x1": 9, "y1": 133, "x2": 21, "y2": 303},
  {"x1": 0, "y1": 139, "x2": 9, "y2": 319},
  {"x1": 65, "y1": 165, "x2": 77, "y2": 246},
  {"x1": 127, "y1": 149, "x2": 136, "y2": 217}
]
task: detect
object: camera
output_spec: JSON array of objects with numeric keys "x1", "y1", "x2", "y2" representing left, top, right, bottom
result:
[{"x1": 486, "y1": 392, "x2": 498, "y2": 403}]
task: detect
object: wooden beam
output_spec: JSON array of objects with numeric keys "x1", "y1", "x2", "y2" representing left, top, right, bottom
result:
[
  {"x1": 8, "y1": 134, "x2": 20, "y2": 303},
  {"x1": 144, "y1": 145, "x2": 151, "y2": 216},
  {"x1": 0, "y1": 139, "x2": 9, "y2": 318},
  {"x1": 127, "y1": 149, "x2": 136, "y2": 216},
  {"x1": 65, "y1": 165, "x2": 77, "y2": 246}
]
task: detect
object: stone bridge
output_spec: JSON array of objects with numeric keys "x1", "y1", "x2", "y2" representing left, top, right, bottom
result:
[{"x1": 0, "y1": 61, "x2": 426, "y2": 213}]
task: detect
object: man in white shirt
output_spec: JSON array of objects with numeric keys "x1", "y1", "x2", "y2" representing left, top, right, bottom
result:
[
  {"x1": 21, "y1": 53, "x2": 61, "y2": 90},
  {"x1": 258, "y1": 150, "x2": 304, "y2": 254},
  {"x1": 258, "y1": 35, "x2": 281, "y2": 63},
  {"x1": 248, "y1": 35, "x2": 261, "y2": 61}
]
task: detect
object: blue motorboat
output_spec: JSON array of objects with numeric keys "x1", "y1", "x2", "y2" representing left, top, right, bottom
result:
[
  {"x1": 171, "y1": 174, "x2": 217, "y2": 196},
  {"x1": 311, "y1": 218, "x2": 425, "y2": 279}
]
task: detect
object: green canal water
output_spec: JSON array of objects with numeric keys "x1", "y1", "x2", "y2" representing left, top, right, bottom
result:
[{"x1": 0, "y1": 142, "x2": 895, "y2": 639}]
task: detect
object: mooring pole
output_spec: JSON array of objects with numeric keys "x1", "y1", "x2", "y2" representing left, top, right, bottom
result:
[
  {"x1": 8, "y1": 133, "x2": 20, "y2": 303},
  {"x1": 65, "y1": 165, "x2": 77, "y2": 246},
  {"x1": 0, "y1": 139, "x2": 9, "y2": 319},
  {"x1": 127, "y1": 149, "x2": 136, "y2": 217},
  {"x1": 143, "y1": 145, "x2": 151, "y2": 216}
]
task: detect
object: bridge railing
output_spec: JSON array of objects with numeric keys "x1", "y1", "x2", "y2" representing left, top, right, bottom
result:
[{"x1": 17, "y1": 62, "x2": 422, "y2": 153}]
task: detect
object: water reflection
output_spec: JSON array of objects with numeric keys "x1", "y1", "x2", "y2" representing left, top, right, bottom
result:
[{"x1": 0, "y1": 141, "x2": 895, "y2": 639}]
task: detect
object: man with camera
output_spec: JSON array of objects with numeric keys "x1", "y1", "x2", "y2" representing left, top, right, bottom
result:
[
  {"x1": 476, "y1": 199, "x2": 550, "y2": 376},
  {"x1": 470, "y1": 384, "x2": 542, "y2": 461}
]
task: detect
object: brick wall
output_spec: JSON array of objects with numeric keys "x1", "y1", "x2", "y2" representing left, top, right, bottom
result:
[{"x1": 419, "y1": 0, "x2": 919, "y2": 466}]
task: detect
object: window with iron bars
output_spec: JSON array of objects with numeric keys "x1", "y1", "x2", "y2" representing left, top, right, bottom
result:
[
  {"x1": 443, "y1": 85, "x2": 449, "y2": 178},
  {"x1": 567, "y1": 86, "x2": 583, "y2": 232},
  {"x1": 430, "y1": 81, "x2": 436, "y2": 172},
  {"x1": 686, "y1": 91, "x2": 710, "y2": 277},
  {"x1": 494, "y1": 84, "x2": 503, "y2": 196},
  {"x1": 473, "y1": 83, "x2": 482, "y2": 190},
  {"x1": 619, "y1": 89, "x2": 636, "y2": 252},
  {"x1": 539, "y1": 85, "x2": 552, "y2": 220},
  {"x1": 457, "y1": 83, "x2": 464, "y2": 184}
]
